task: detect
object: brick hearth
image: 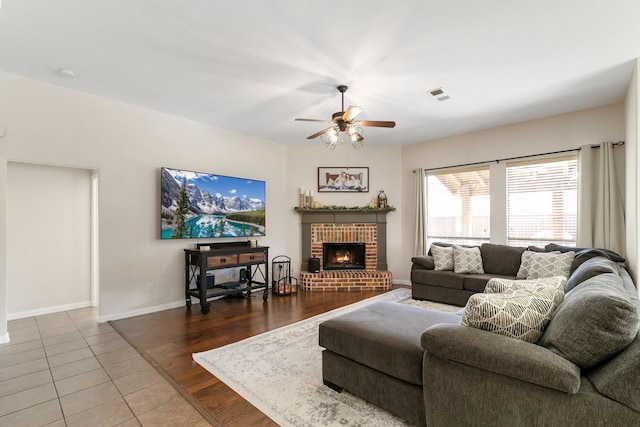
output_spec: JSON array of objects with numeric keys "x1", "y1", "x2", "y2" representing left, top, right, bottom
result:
[{"x1": 300, "y1": 270, "x2": 392, "y2": 291}]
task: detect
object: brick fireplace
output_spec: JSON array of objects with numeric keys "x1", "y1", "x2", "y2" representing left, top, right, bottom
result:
[{"x1": 297, "y1": 209, "x2": 392, "y2": 291}]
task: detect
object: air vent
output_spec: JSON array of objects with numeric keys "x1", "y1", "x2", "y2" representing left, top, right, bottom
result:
[{"x1": 428, "y1": 87, "x2": 450, "y2": 102}]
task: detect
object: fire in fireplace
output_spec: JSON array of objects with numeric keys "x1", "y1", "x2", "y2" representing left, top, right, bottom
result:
[{"x1": 323, "y1": 242, "x2": 366, "y2": 270}]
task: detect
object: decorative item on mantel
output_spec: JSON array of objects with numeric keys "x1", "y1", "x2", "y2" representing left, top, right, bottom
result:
[
  {"x1": 377, "y1": 190, "x2": 388, "y2": 209},
  {"x1": 299, "y1": 188, "x2": 314, "y2": 209},
  {"x1": 294, "y1": 204, "x2": 396, "y2": 212}
]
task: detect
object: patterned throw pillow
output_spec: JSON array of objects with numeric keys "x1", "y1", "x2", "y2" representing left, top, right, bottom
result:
[
  {"x1": 461, "y1": 279, "x2": 565, "y2": 343},
  {"x1": 485, "y1": 276, "x2": 567, "y2": 294},
  {"x1": 453, "y1": 245, "x2": 484, "y2": 274},
  {"x1": 516, "y1": 250, "x2": 561, "y2": 279},
  {"x1": 431, "y1": 244, "x2": 454, "y2": 271},
  {"x1": 527, "y1": 251, "x2": 574, "y2": 279}
]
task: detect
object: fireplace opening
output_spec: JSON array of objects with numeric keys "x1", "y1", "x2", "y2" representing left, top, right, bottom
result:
[{"x1": 323, "y1": 242, "x2": 366, "y2": 270}]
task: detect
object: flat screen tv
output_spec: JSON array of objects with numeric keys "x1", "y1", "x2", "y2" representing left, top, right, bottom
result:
[{"x1": 160, "y1": 167, "x2": 266, "y2": 239}]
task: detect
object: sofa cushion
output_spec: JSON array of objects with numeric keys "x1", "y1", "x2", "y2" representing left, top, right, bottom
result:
[
  {"x1": 587, "y1": 334, "x2": 640, "y2": 412},
  {"x1": 319, "y1": 301, "x2": 461, "y2": 386},
  {"x1": 480, "y1": 243, "x2": 526, "y2": 276},
  {"x1": 453, "y1": 245, "x2": 484, "y2": 274},
  {"x1": 460, "y1": 279, "x2": 565, "y2": 343},
  {"x1": 538, "y1": 273, "x2": 640, "y2": 369},
  {"x1": 411, "y1": 269, "x2": 465, "y2": 290},
  {"x1": 431, "y1": 244, "x2": 454, "y2": 271},
  {"x1": 485, "y1": 276, "x2": 567, "y2": 294},
  {"x1": 462, "y1": 273, "x2": 513, "y2": 293},
  {"x1": 565, "y1": 256, "x2": 619, "y2": 292}
]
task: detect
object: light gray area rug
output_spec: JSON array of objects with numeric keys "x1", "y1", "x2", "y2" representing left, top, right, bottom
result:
[{"x1": 193, "y1": 289, "x2": 461, "y2": 427}]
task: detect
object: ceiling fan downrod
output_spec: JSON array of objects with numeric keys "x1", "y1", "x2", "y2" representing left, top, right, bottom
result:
[{"x1": 337, "y1": 85, "x2": 348, "y2": 114}]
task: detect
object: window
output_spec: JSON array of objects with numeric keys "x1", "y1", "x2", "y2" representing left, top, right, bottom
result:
[
  {"x1": 426, "y1": 167, "x2": 490, "y2": 247},
  {"x1": 507, "y1": 156, "x2": 577, "y2": 247}
]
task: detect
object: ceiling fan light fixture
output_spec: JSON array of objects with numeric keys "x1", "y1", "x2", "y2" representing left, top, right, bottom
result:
[
  {"x1": 330, "y1": 130, "x2": 338, "y2": 142},
  {"x1": 296, "y1": 84, "x2": 395, "y2": 150},
  {"x1": 349, "y1": 126, "x2": 363, "y2": 142},
  {"x1": 320, "y1": 127, "x2": 339, "y2": 145}
]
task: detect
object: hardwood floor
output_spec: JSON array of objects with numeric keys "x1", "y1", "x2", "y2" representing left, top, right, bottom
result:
[{"x1": 110, "y1": 288, "x2": 397, "y2": 426}]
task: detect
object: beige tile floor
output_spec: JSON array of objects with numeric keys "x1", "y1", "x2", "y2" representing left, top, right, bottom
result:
[{"x1": 0, "y1": 307, "x2": 211, "y2": 427}]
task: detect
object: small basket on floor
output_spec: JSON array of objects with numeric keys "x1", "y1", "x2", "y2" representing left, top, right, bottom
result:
[{"x1": 272, "y1": 255, "x2": 298, "y2": 296}]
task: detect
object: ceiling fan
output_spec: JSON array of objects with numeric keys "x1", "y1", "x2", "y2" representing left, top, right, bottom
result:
[{"x1": 295, "y1": 85, "x2": 396, "y2": 149}]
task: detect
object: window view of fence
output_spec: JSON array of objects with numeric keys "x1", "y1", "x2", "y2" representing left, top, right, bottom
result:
[{"x1": 426, "y1": 167, "x2": 490, "y2": 248}]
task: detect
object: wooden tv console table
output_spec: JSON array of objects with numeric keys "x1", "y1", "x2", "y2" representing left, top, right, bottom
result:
[{"x1": 184, "y1": 242, "x2": 269, "y2": 315}]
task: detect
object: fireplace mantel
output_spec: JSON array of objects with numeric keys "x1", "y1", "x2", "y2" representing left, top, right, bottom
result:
[{"x1": 296, "y1": 209, "x2": 391, "y2": 227}]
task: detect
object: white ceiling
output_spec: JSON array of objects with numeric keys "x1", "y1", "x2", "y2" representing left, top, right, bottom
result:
[{"x1": 1, "y1": 0, "x2": 639, "y2": 147}]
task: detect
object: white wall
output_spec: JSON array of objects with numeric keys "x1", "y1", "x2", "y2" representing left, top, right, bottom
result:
[
  {"x1": 286, "y1": 145, "x2": 403, "y2": 278},
  {"x1": 0, "y1": 159, "x2": 6, "y2": 342},
  {"x1": 625, "y1": 59, "x2": 639, "y2": 282},
  {"x1": 7, "y1": 162, "x2": 92, "y2": 317},
  {"x1": 0, "y1": 72, "x2": 289, "y2": 323},
  {"x1": 0, "y1": 69, "x2": 634, "y2": 339},
  {"x1": 399, "y1": 103, "x2": 626, "y2": 282}
]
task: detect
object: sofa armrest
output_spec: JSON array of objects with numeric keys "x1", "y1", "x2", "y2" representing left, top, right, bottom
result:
[
  {"x1": 421, "y1": 323, "x2": 581, "y2": 393},
  {"x1": 411, "y1": 255, "x2": 434, "y2": 270}
]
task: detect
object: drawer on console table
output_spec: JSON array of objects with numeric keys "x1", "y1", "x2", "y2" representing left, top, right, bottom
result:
[
  {"x1": 206, "y1": 254, "x2": 239, "y2": 268},
  {"x1": 239, "y1": 251, "x2": 266, "y2": 264}
]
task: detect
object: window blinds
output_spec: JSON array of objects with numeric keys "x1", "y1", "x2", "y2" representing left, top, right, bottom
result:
[{"x1": 506, "y1": 156, "x2": 577, "y2": 247}]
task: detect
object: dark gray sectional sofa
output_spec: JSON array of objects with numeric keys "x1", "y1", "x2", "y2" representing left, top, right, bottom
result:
[
  {"x1": 411, "y1": 243, "x2": 526, "y2": 305},
  {"x1": 319, "y1": 246, "x2": 640, "y2": 426}
]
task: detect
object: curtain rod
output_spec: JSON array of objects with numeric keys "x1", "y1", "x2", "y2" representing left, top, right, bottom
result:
[{"x1": 413, "y1": 141, "x2": 624, "y2": 173}]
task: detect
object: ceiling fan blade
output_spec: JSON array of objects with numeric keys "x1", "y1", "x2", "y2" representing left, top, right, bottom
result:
[
  {"x1": 342, "y1": 106, "x2": 362, "y2": 122},
  {"x1": 295, "y1": 118, "x2": 333, "y2": 123},
  {"x1": 307, "y1": 127, "x2": 336, "y2": 139},
  {"x1": 358, "y1": 120, "x2": 396, "y2": 128}
]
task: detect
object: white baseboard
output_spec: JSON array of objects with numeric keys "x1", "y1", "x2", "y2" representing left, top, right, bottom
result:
[
  {"x1": 7, "y1": 301, "x2": 92, "y2": 321},
  {"x1": 0, "y1": 332, "x2": 9, "y2": 344},
  {"x1": 393, "y1": 279, "x2": 412, "y2": 286},
  {"x1": 98, "y1": 300, "x2": 186, "y2": 323}
]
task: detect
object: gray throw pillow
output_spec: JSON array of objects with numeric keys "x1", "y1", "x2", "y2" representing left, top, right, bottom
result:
[
  {"x1": 453, "y1": 245, "x2": 484, "y2": 274},
  {"x1": 516, "y1": 250, "x2": 566, "y2": 279},
  {"x1": 431, "y1": 244, "x2": 454, "y2": 271},
  {"x1": 538, "y1": 273, "x2": 640, "y2": 369},
  {"x1": 545, "y1": 243, "x2": 625, "y2": 263},
  {"x1": 527, "y1": 251, "x2": 574, "y2": 279},
  {"x1": 570, "y1": 248, "x2": 619, "y2": 273}
]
